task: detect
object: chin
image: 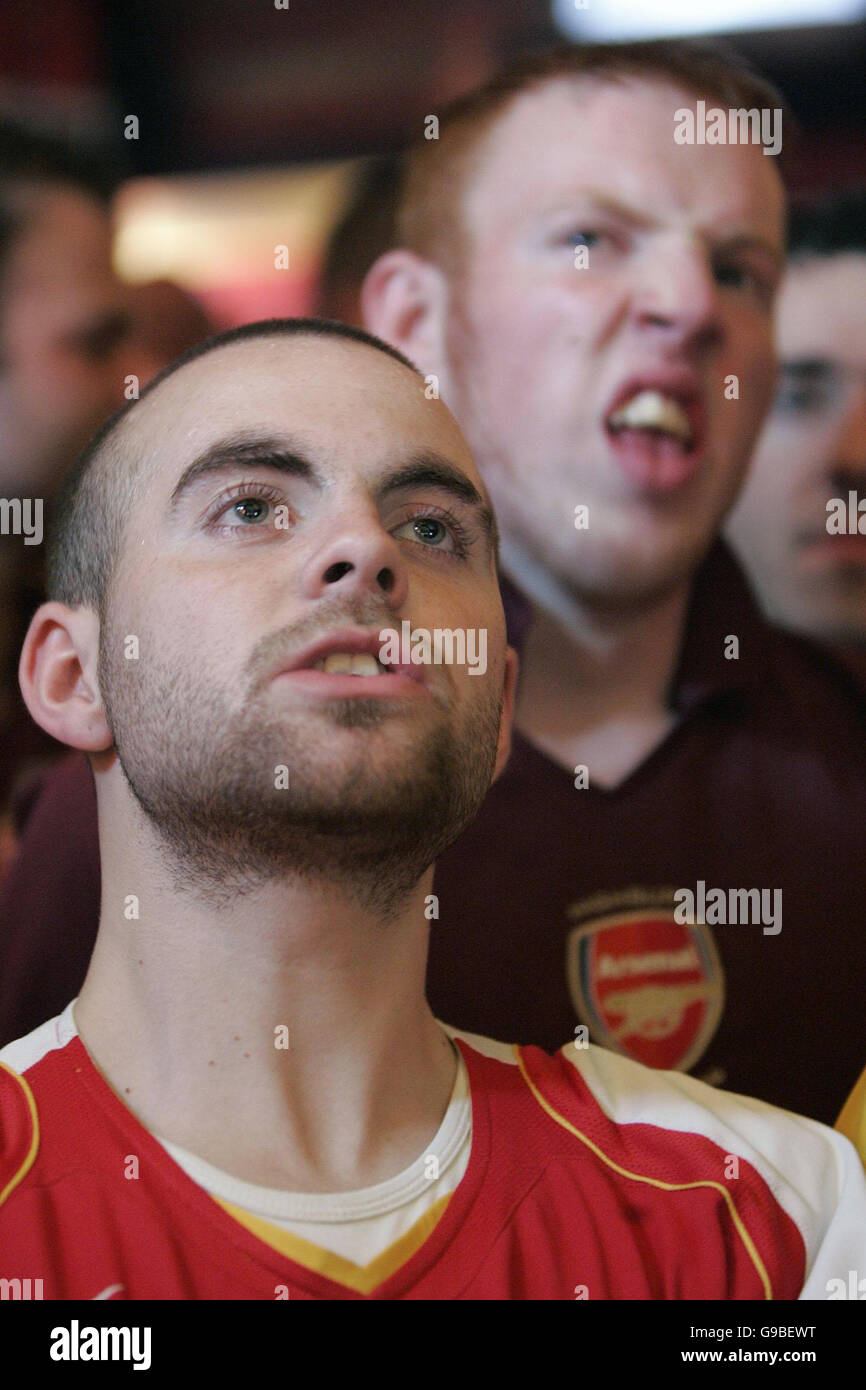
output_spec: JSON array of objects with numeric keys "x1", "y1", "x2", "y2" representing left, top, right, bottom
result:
[{"x1": 570, "y1": 532, "x2": 705, "y2": 602}]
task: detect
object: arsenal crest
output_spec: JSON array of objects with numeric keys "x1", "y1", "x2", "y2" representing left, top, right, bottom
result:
[{"x1": 566, "y1": 889, "x2": 724, "y2": 1072}]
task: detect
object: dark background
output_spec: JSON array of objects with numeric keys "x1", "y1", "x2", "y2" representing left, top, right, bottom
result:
[
  {"x1": 1, "y1": 0, "x2": 863, "y2": 322},
  {"x1": 2, "y1": 0, "x2": 864, "y2": 183}
]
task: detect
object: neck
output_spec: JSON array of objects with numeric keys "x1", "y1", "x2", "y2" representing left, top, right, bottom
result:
[
  {"x1": 76, "y1": 785, "x2": 453, "y2": 1192},
  {"x1": 504, "y1": 541, "x2": 692, "y2": 787}
]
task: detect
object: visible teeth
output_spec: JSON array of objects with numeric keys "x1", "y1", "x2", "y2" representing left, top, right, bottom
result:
[
  {"x1": 346, "y1": 653, "x2": 382, "y2": 677},
  {"x1": 315, "y1": 652, "x2": 384, "y2": 676},
  {"x1": 322, "y1": 652, "x2": 353, "y2": 674},
  {"x1": 608, "y1": 389, "x2": 693, "y2": 444}
]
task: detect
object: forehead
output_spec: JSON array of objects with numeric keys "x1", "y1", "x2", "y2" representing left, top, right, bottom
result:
[
  {"x1": 778, "y1": 255, "x2": 866, "y2": 357},
  {"x1": 462, "y1": 75, "x2": 785, "y2": 246},
  {"x1": 123, "y1": 335, "x2": 479, "y2": 497}
]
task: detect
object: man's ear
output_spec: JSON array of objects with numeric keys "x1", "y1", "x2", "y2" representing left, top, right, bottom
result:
[
  {"x1": 361, "y1": 249, "x2": 448, "y2": 377},
  {"x1": 492, "y1": 645, "x2": 519, "y2": 783},
  {"x1": 19, "y1": 601, "x2": 113, "y2": 752}
]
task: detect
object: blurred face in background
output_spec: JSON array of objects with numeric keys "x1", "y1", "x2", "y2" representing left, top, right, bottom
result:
[
  {"x1": 433, "y1": 77, "x2": 785, "y2": 609},
  {"x1": 0, "y1": 184, "x2": 132, "y2": 495},
  {"x1": 727, "y1": 254, "x2": 866, "y2": 646}
]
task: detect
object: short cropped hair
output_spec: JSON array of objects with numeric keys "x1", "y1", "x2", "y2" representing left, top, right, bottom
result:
[
  {"x1": 398, "y1": 39, "x2": 793, "y2": 272},
  {"x1": 47, "y1": 318, "x2": 421, "y2": 615},
  {"x1": 787, "y1": 187, "x2": 866, "y2": 261}
]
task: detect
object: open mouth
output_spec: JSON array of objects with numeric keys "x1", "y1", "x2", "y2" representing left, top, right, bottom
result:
[
  {"x1": 311, "y1": 651, "x2": 391, "y2": 677},
  {"x1": 604, "y1": 384, "x2": 705, "y2": 492},
  {"x1": 607, "y1": 389, "x2": 695, "y2": 449},
  {"x1": 271, "y1": 628, "x2": 429, "y2": 700}
]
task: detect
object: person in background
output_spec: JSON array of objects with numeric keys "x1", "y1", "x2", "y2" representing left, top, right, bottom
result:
[
  {"x1": 316, "y1": 157, "x2": 400, "y2": 328},
  {"x1": 727, "y1": 189, "x2": 866, "y2": 648},
  {"x1": 362, "y1": 42, "x2": 866, "y2": 1124},
  {"x1": 125, "y1": 278, "x2": 217, "y2": 384},
  {"x1": 0, "y1": 117, "x2": 133, "y2": 852},
  {"x1": 0, "y1": 119, "x2": 133, "y2": 501}
]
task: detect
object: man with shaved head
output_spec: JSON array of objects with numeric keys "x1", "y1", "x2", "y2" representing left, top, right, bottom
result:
[
  {"x1": 0, "y1": 319, "x2": 862, "y2": 1300},
  {"x1": 3, "y1": 41, "x2": 866, "y2": 1127}
]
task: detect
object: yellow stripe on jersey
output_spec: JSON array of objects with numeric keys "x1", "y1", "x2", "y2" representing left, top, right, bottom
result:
[
  {"x1": 214, "y1": 1192, "x2": 453, "y2": 1296},
  {"x1": 515, "y1": 1046, "x2": 774, "y2": 1300},
  {"x1": 837, "y1": 1065, "x2": 866, "y2": 1167},
  {"x1": 0, "y1": 1062, "x2": 40, "y2": 1207}
]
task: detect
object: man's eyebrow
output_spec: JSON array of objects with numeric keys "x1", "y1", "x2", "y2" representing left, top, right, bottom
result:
[
  {"x1": 538, "y1": 191, "x2": 655, "y2": 231},
  {"x1": 167, "y1": 436, "x2": 500, "y2": 561},
  {"x1": 169, "y1": 435, "x2": 323, "y2": 508},
  {"x1": 538, "y1": 194, "x2": 783, "y2": 265},
  {"x1": 378, "y1": 451, "x2": 499, "y2": 558}
]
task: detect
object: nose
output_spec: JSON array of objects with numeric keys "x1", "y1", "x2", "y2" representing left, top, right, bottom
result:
[
  {"x1": 631, "y1": 237, "x2": 724, "y2": 354},
  {"x1": 299, "y1": 501, "x2": 410, "y2": 611}
]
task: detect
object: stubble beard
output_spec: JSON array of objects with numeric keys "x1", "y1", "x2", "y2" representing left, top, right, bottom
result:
[{"x1": 97, "y1": 612, "x2": 503, "y2": 919}]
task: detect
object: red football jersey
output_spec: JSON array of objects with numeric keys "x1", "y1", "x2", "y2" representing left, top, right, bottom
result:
[{"x1": 1, "y1": 1011, "x2": 863, "y2": 1300}]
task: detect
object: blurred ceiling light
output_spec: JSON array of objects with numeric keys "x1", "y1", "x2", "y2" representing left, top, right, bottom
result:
[
  {"x1": 553, "y1": 0, "x2": 866, "y2": 40},
  {"x1": 113, "y1": 163, "x2": 355, "y2": 290}
]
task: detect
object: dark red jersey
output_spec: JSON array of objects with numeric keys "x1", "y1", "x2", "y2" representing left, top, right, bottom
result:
[{"x1": 429, "y1": 546, "x2": 866, "y2": 1122}]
